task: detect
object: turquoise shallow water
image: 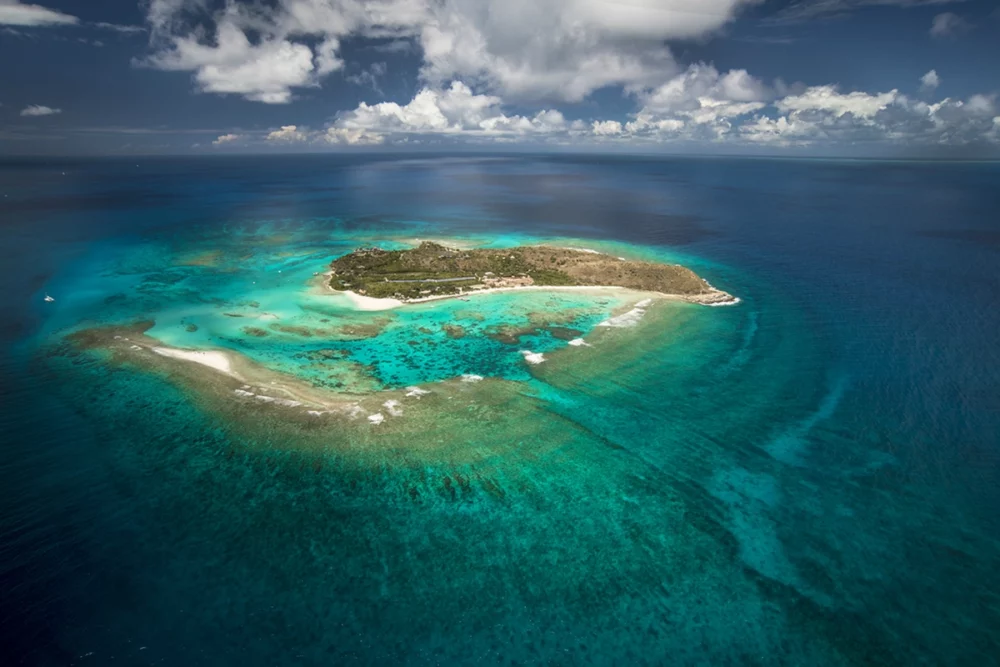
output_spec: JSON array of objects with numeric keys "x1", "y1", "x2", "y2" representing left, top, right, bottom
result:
[
  {"x1": 1, "y1": 155, "x2": 999, "y2": 666},
  {"x1": 39, "y1": 225, "x2": 638, "y2": 388}
]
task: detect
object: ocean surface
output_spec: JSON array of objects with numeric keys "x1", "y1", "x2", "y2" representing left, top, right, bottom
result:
[{"x1": 1, "y1": 154, "x2": 998, "y2": 666}]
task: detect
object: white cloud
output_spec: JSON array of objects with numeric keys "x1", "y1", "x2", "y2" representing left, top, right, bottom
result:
[
  {"x1": 989, "y1": 117, "x2": 1000, "y2": 143},
  {"x1": 93, "y1": 22, "x2": 146, "y2": 34},
  {"x1": 776, "y1": 85, "x2": 897, "y2": 118},
  {"x1": 930, "y1": 12, "x2": 971, "y2": 38},
  {"x1": 739, "y1": 115, "x2": 817, "y2": 145},
  {"x1": 324, "y1": 81, "x2": 584, "y2": 144},
  {"x1": 740, "y1": 89, "x2": 999, "y2": 147},
  {"x1": 199, "y1": 57, "x2": 998, "y2": 152},
  {"x1": 336, "y1": 82, "x2": 501, "y2": 134},
  {"x1": 143, "y1": 0, "x2": 756, "y2": 104},
  {"x1": 244, "y1": 65, "x2": 991, "y2": 150},
  {"x1": 266, "y1": 125, "x2": 308, "y2": 142},
  {"x1": 145, "y1": 20, "x2": 320, "y2": 104},
  {"x1": 212, "y1": 133, "x2": 242, "y2": 145},
  {"x1": 920, "y1": 69, "x2": 940, "y2": 92},
  {"x1": 142, "y1": 0, "x2": 428, "y2": 103},
  {"x1": 592, "y1": 120, "x2": 623, "y2": 136},
  {"x1": 418, "y1": 0, "x2": 755, "y2": 101},
  {"x1": 20, "y1": 104, "x2": 61, "y2": 116},
  {"x1": 0, "y1": 1, "x2": 78, "y2": 26},
  {"x1": 324, "y1": 127, "x2": 386, "y2": 145},
  {"x1": 624, "y1": 64, "x2": 770, "y2": 139},
  {"x1": 963, "y1": 94, "x2": 996, "y2": 116},
  {"x1": 766, "y1": 0, "x2": 967, "y2": 25}
]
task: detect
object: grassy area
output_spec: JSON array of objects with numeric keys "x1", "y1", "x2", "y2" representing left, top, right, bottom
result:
[{"x1": 329, "y1": 241, "x2": 713, "y2": 300}]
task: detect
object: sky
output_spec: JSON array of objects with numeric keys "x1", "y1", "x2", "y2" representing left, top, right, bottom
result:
[{"x1": 1, "y1": 0, "x2": 998, "y2": 156}]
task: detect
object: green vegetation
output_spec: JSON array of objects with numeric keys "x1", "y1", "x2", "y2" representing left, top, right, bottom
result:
[{"x1": 329, "y1": 241, "x2": 716, "y2": 300}]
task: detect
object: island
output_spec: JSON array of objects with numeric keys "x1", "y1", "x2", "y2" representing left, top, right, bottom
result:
[{"x1": 329, "y1": 242, "x2": 736, "y2": 305}]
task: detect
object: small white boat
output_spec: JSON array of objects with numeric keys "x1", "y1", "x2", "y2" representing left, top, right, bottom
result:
[{"x1": 44, "y1": 294, "x2": 55, "y2": 302}]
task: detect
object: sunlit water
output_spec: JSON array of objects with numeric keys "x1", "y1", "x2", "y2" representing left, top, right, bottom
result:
[{"x1": 1, "y1": 155, "x2": 998, "y2": 666}]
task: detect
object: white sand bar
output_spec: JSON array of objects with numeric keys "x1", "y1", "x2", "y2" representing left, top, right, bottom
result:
[
  {"x1": 341, "y1": 291, "x2": 404, "y2": 311},
  {"x1": 337, "y1": 285, "x2": 629, "y2": 311},
  {"x1": 520, "y1": 350, "x2": 546, "y2": 365},
  {"x1": 152, "y1": 347, "x2": 234, "y2": 375}
]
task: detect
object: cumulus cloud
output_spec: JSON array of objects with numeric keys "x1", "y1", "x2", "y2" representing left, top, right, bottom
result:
[
  {"x1": 920, "y1": 69, "x2": 940, "y2": 92},
  {"x1": 0, "y1": 1, "x2": 78, "y2": 26},
  {"x1": 328, "y1": 81, "x2": 580, "y2": 142},
  {"x1": 324, "y1": 127, "x2": 385, "y2": 145},
  {"x1": 144, "y1": 20, "x2": 321, "y2": 104},
  {"x1": 775, "y1": 85, "x2": 897, "y2": 118},
  {"x1": 738, "y1": 115, "x2": 817, "y2": 144},
  {"x1": 738, "y1": 87, "x2": 998, "y2": 147},
  {"x1": 20, "y1": 104, "x2": 61, "y2": 116},
  {"x1": 418, "y1": 0, "x2": 754, "y2": 101},
  {"x1": 592, "y1": 120, "x2": 624, "y2": 136},
  {"x1": 142, "y1": 0, "x2": 757, "y2": 104},
  {"x1": 623, "y1": 63, "x2": 770, "y2": 140},
  {"x1": 335, "y1": 82, "x2": 500, "y2": 134},
  {"x1": 212, "y1": 133, "x2": 242, "y2": 145},
  {"x1": 236, "y1": 67, "x2": 996, "y2": 151},
  {"x1": 930, "y1": 12, "x2": 972, "y2": 38},
  {"x1": 266, "y1": 125, "x2": 308, "y2": 142},
  {"x1": 142, "y1": 0, "x2": 430, "y2": 103}
]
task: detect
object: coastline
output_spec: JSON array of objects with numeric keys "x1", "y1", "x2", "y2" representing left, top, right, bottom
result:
[
  {"x1": 321, "y1": 242, "x2": 739, "y2": 310},
  {"x1": 338, "y1": 285, "x2": 740, "y2": 311},
  {"x1": 321, "y1": 273, "x2": 738, "y2": 311}
]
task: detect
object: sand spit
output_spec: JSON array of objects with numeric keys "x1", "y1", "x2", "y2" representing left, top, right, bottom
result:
[
  {"x1": 70, "y1": 323, "x2": 367, "y2": 415},
  {"x1": 152, "y1": 347, "x2": 234, "y2": 375},
  {"x1": 342, "y1": 290, "x2": 404, "y2": 311},
  {"x1": 64, "y1": 322, "x2": 521, "y2": 434},
  {"x1": 60, "y1": 322, "x2": 614, "y2": 468}
]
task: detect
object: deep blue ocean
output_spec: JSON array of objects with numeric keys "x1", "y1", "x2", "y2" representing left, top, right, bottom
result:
[{"x1": 1, "y1": 154, "x2": 998, "y2": 666}]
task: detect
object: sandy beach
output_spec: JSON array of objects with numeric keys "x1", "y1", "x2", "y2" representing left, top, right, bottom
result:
[
  {"x1": 340, "y1": 290, "x2": 405, "y2": 311},
  {"x1": 334, "y1": 283, "x2": 737, "y2": 311},
  {"x1": 335, "y1": 284, "x2": 645, "y2": 311},
  {"x1": 152, "y1": 347, "x2": 236, "y2": 375}
]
